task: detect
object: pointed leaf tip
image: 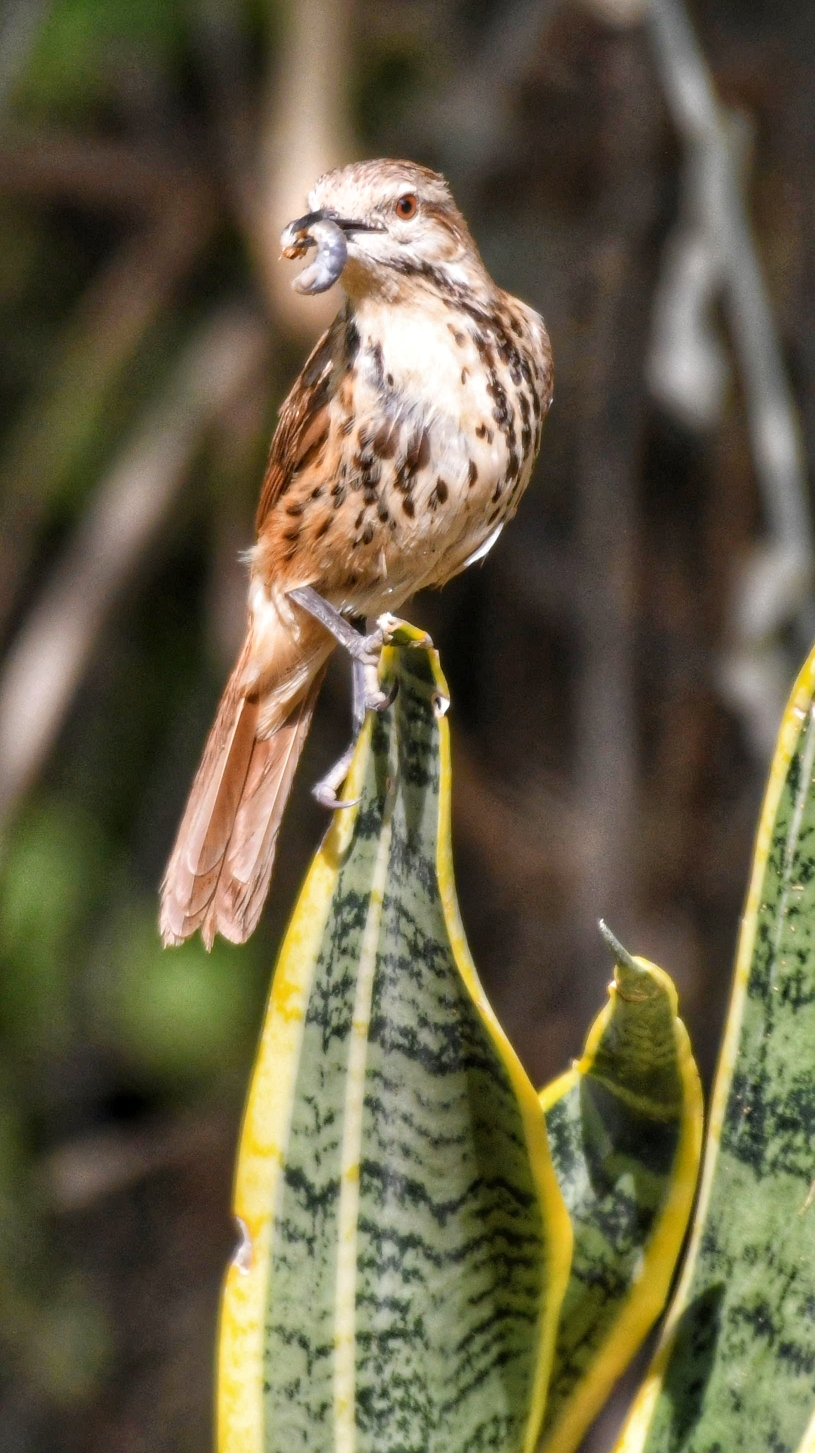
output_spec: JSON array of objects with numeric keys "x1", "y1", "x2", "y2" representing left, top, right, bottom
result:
[{"x1": 597, "y1": 918, "x2": 640, "y2": 973}]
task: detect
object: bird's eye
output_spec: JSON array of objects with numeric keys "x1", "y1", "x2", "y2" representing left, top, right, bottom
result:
[{"x1": 395, "y1": 193, "x2": 418, "y2": 220}]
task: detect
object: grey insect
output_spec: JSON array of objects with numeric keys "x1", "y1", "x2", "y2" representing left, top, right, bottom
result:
[{"x1": 280, "y1": 216, "x2": 348, "y2": 296}]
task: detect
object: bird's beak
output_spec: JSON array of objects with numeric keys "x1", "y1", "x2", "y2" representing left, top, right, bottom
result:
[
  {"x1": 280, "y1": 209, "x2": 385, "y2": 296},
  {"x1": 280, "y1": 208, "x2": 384, "y2": 256}
]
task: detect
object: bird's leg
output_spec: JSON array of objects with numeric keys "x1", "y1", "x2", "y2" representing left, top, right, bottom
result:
[
  {"x1": 289, "y1": 587, "x2": 399, "y2": 810},
  {"x1": 311, "y1": 658, "x2": 366, "y2": 810},
  {"x1": 289, "y1": 586, "x2": 398, "y2": 712}
]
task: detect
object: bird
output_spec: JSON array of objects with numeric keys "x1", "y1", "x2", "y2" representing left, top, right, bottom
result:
[{"x1": 160, "y1": 158, "x2": 553, "y2": 950}]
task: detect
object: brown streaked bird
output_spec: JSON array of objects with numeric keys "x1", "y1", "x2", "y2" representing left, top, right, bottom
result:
[{"x1": 160, "y1": 159, "x2": 553, "y2": 950}]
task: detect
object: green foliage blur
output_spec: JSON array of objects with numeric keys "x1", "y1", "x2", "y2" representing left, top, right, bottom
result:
[
  {"x1": 1, "y1": 0, "x2": 810, "y2": 1447},
  {"x1": 0, "y1": 0, "x2": 274, "y2": 1427}
]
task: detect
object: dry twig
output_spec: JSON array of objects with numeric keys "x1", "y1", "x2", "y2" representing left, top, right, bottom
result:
[
  {"x1": 0, "y1": 306, "x2": 271, "y2": 833},
  {"x1": 0, "y1": 199, "x2": 217, "y2": 637},
  {"x1": 647, "y1": 0, "x2": 814, "y2": 754}
]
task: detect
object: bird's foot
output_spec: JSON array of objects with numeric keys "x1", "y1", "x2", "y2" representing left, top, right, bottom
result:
[
  {"x1": 350, "y1": 613, "x2": 431, "y2": 708},
  {"x1": 348, "y1": 616, "x2": 402, "y2": 713},
  {"x1": 289, "y1": 592, "x2": 432, "y2": 803},
  {"x1": 312, "y1": 741, "x2": 360, "y2": 810}
]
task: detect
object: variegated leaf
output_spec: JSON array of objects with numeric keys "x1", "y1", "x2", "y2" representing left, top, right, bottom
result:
[
  {"x1": 218, "y1": 630, "x2": 572, "y2": 1453},
  {"x1": 616, "y1": 649, "x2": 815, "y2": 1453},
  {"x1": 538, "y1": 933, "x2": 702, "y2": 1453}
]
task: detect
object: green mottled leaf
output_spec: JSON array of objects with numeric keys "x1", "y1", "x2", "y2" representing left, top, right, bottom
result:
[
  {"x1": 616, "y1": 651, "x2": 815, "y2": 1453},
  {"x1": 218, "y1": 632, "x2": 572, "y2": 1453},
  {"x1": 537, "y1": 937, "x2": 702, "y2": 1453}
]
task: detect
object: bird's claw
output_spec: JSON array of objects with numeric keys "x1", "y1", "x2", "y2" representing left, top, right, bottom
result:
[
  {"x1": 349, "y1": 612, "x2": 423, "y2": 664},
  {"x1": 313, "y1": 781, "x2": 360, "y2": 811},
  {"x1": 312, "y1": 739, "x2": 359, "y2": 810},
  {"x1": 364, "y1": 677, "x2": 398, "y2": 714}
]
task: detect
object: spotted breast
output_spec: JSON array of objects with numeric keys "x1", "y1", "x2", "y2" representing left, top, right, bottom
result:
[{"x1": 253, "y1": 292, "x2": 551, "y2": 629}]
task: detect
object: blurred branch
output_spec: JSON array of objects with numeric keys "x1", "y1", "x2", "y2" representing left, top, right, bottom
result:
[
  {"x1": 452, "y1": 732, "x2": 578, "y2": 905},
  {"x1": 0, "y1": 126, "x2": 214, "y2": 216},
  {"x1": 417, "y1": 0, "x2": 561, "y2": 187},
  {"x1": 254, "y1": 0, "x2": 355, "y2": 338},
  {"x1": 646, "y1": 0, "x2": 814, "y2": 754},
  {"x1": 578, "y1": 0, "x2": 647, "y2": 26},
  {"x1": 0, "y1": 305, "x2": 271, "y2": 833},
  {"x1": 645, "y1": 114, "x2": 751, "y2": 431},
  {"x1": 204, "y1": 381, "x2": 271, "y2": 670},
  {"x1": 571, "y1": 29, "x2": 661, "y2": 1011},
  {"x1": 573, "y1": 240, "x2": 641, "y2": 1011},
  {"x1": 189, "y1": 0, "x2": 257, "y2": 225},
  {"x1": 383, "y1": 0, "x2": 561, "y2": 196},
  {"x1": 0, "y1": 0, "x2": 51, "y2": 115},
  {"x1": 0, "y1": 196, "x2": 218, "y2": 639},
  {"x1": 37, "y1": 1110, "x2": 232, "y2": 1213}
]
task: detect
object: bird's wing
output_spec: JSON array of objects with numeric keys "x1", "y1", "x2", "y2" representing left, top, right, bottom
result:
[{"x1": 255, "y1": 312, "x2": 346, "y2": 531}]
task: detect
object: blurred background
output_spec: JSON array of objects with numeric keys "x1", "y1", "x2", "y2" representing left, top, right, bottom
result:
[{"x1": 0, "y1": 0, "x2": 813, "y2": 1447}]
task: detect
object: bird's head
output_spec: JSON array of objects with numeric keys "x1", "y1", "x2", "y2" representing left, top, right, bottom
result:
[{"x1": 280, "y1": 159, "x2": 490, "y2": 303}]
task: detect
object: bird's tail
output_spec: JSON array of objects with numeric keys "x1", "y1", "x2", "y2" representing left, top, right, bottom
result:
[{"x1": 159, "y1": 634, "x2": 328, "y2": 949}]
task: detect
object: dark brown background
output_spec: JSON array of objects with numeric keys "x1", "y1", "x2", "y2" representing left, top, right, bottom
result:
[{"x1": 0, "y1": 0, "x2": 812, "y2": 1448}]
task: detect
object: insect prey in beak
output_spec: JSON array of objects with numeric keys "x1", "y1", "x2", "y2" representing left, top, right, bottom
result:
[{"x1": 281, "y1": 217, "x2": 348, "y2": 296}]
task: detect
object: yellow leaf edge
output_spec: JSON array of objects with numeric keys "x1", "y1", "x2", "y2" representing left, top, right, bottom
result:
[
  {"x1": 426, "y1": 631, "x2": 574, "y2": 1453},
  {"x1": 613, "y1": 643, "x2": 815, "y2": 1452},
  {"x1": 216, "y1": 719, "x2": 373, "y2": 1453},
  {"x1": 796, "y1": 1403, "x2": 815, "y2": 1453},
  {"x1": 535, "y1": 957, "x2": 703, "y2": 1453}
]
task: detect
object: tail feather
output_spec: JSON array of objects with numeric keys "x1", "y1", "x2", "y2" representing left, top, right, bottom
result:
[
  {"x1": 160, "y1": 639, "x2": 326, "y2": 949},
  {"x1": 208, "y1": 674, "x2": 324, "y2": 944}
]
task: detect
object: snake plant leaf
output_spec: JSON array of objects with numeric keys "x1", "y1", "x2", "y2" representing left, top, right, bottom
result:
[
  {"x1": 615, "y1": 647, "x2": 815, "y2": 1453},
  {"x1": 218, "y1": 629, "x2": 573, "y2": 1453},
  {"x1": 536, "y1": 929, "x2": 702, "y2": 1453},
  {"x1": 799, "y1": 1407, "x2": 815, "y2": 1453}
]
